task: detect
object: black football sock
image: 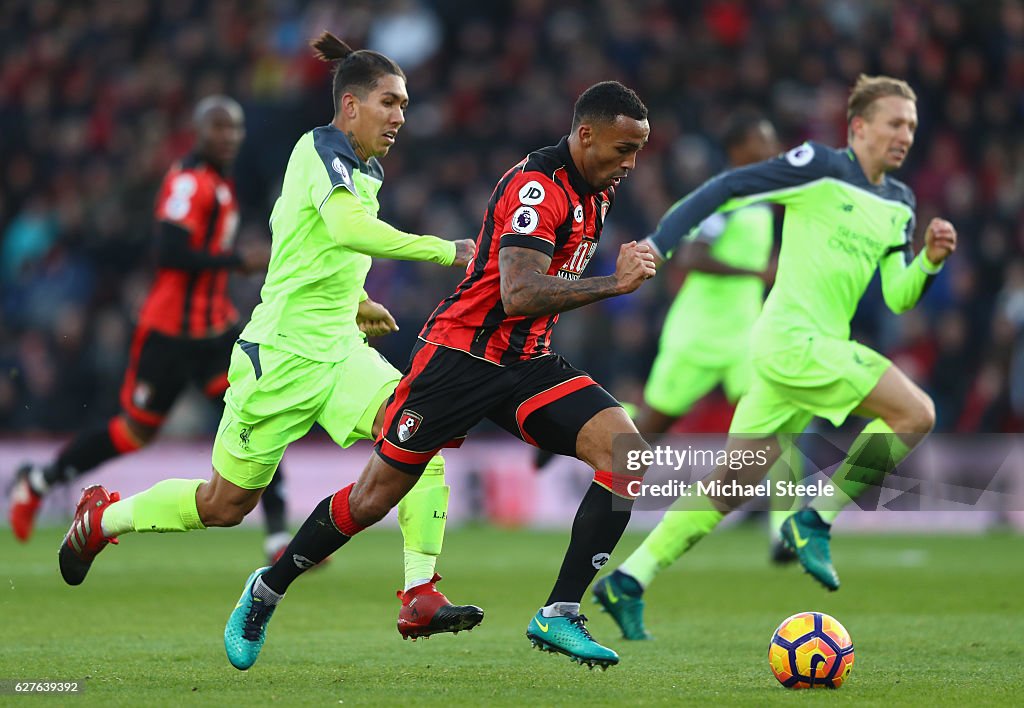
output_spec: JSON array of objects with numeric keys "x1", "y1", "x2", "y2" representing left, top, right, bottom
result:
[
  {"x1": 40, "y1": 422, "x2": 125, "y2": 492},
  {"x1": 545, "y1": 482, "x2": 633, "y2": 606},
  {"x1": 260, "y1": 490, "x2": 358, "y2": 595}
]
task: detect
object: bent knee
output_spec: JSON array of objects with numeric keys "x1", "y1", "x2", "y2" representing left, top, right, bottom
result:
[
  {"x1": 889, "y1": 396, "x2": 935, "y2": 436},
  {"x1": 916, "y1": 396, "x2": 937, "y2": 434},
  {"x1": 201, "y1": 504, "x2": 249, "y2": 528},
  {"x1": 195, "y1": 484, "x2": 259, "y2": 528},
  {"x1": 577, "y1": 407, "x2": 648, "y2": 472}
]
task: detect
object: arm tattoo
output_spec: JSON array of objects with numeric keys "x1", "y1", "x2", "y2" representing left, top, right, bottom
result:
[{"x1": 499, "y1": 246, "x2": 620, "y2": 317}]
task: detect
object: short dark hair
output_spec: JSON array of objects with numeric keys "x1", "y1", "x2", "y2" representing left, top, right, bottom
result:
[
  {"x1": 310, "y1": 31, "x2": 407, "y2": 113},
  {"x1": 571, "y1": 81, "x2": 647, "y2": 130},
  {"x1": 721, "y1": 109, "x2": 768, "y2": 151}
]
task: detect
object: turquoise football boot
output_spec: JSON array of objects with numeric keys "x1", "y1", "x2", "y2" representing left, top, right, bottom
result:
[
  {"x1": 781, "y1": 508, "x2": 840, "y2": 591},
  {"x1": 525, "y1": 610, "x2": 619, "y2": 669},
  {"x1": 592, "y1": 571, "x2": 652, "y2": 640},
  {"x1": 225, "y1": 566, "x2": 277, "y2": 670}
]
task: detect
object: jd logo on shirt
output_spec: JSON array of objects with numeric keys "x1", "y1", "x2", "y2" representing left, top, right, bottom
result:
[{"x1": 518, "y1": 180, "x2": 546, "y2": 205}]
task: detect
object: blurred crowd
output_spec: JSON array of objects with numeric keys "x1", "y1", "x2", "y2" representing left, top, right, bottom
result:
[{"x1": 1, "y1": 0, "x2": 1023, "y2": 435}]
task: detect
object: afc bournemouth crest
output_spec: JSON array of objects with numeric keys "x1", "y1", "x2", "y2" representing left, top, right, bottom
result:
[{"x1": 397, "y1": 410, "x2": 423, "y2": 443}]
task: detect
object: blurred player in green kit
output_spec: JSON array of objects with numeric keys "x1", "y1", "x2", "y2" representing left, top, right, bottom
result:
[{"x1": 595, "y1": 76, "x2": 956, "y2": 639}]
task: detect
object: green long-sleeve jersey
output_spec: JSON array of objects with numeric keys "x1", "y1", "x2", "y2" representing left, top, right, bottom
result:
[
  {"x1": 649, "y1": 142, "x2": 941, "y2": 354},
  {"x1": 242, "y1": 125, "x2": 454, "y2": 362}
]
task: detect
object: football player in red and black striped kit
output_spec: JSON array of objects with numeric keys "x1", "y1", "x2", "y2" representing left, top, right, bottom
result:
[
  {"x1": 232, "y1": 81, "x2": 658, "y2": 669},
  {"x1": 9, "y1": 96, "x2": 288, "y2": 558}
]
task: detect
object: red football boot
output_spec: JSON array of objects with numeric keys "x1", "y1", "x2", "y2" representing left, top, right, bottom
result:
[
  {"x1": 396, "y1": 573, "x2": 484, "y2": 640},
  {"x1": 8, "y1": 464, "x2": 43, "y2": 542},
  {"x1": 58, "y1": 485, "x2": 121, "y2": 586}
]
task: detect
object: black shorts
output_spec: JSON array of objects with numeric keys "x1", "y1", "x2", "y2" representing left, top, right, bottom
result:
[
  {"x1": 119, "y1": 325, "x2": 239, "y2": 426},
  {"x1": 376, "y1": 341, "x2": 619, "y2": 474}
]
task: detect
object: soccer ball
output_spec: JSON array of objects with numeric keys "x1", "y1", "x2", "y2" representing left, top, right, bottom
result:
[{"x1": 768, "y1": 611, "x2": 854, "y2": 689}]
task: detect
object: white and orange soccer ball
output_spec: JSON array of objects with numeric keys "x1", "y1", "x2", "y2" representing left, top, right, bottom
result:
[{"x1": 768, "y1": 611, "x2": 855, "y2": 689}]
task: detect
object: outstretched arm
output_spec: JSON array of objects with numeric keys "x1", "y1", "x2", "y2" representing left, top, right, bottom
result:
[
  {"x1": 320, "y1": 189, "x2": 475, "y2": 266},
  {"x1": 499, "y1": 242, "x2": 656, "y2": 317},
  {"x1": 647, "y1": 142, "x2": 831, "y2": 261}
]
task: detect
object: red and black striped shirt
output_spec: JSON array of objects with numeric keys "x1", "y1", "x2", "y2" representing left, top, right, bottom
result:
[
  {"x1": 138, "y1": 155, "x2": 241, "y2": 338},
  {"x1": 420, "y1": 137, "x2": 614, "y2": 365}
]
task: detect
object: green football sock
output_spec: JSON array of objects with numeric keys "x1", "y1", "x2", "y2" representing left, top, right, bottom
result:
[
  {"x1": 398, "y1": 455, "x2": 449, "y2": 590},
  {"x1": 768, "y1": 441, "x2": 803, "y2": 540},
  {"x1": 619, "y1": 495, "x2": 723, "y2": 588},
  {"x1": 101, "y1": 479, "x2": 206, "y2": 537},
  {"x1": 812, "y1": 418, "x2": 911, "y2": 524}
]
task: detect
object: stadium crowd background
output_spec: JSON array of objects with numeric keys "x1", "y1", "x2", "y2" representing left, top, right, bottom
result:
[{"x1": 1, "y1": 0, "x2": 1022, "y2": 437}]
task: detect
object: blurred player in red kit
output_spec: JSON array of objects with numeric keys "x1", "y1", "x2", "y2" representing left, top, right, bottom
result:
[{"x1": 8, "y1": 96, "x2": 290, "y2": 560}]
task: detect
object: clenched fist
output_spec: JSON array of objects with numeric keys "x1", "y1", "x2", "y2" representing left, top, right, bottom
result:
[
  {"x1": 614, "y1": 240, "x2": 658, "y2": 294},
  {"x1": 924, "y1": 218, "x2": 956, "y2": 265},
  {"x1": 452, "y1": 239, "x2": 477, "y2": 268},
  {"x1": 356, "y1": 297, "x2": 399, "y2": 337}
]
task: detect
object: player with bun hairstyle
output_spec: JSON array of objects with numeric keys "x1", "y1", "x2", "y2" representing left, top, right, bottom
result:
[{"x1": 57, "y1": 33, "x2": 482, "y2": 650}]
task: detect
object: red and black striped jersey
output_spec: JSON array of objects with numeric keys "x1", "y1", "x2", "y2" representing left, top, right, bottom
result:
[
  {"x1": 138, "y1": 155, "x2": 240, "y2": 338},
  {"x1": 420, "y1": 137, "x2": 614, "y2": 365}
]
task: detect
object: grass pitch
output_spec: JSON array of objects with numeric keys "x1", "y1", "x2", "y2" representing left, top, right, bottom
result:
[{"x1": 1, "y1": 523, "x2": 1021, "y2": 706}]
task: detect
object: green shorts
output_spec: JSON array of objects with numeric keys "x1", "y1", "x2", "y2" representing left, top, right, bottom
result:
[
  {"x1": 212, "y1": 340, "x2": 401, "y2": 489},
  {"x1": 729, "y1": 335, "x2": 891, "y2": 435},
  {"x1": 644, "y1": 348, "x2": 750, "y2": 417}
]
